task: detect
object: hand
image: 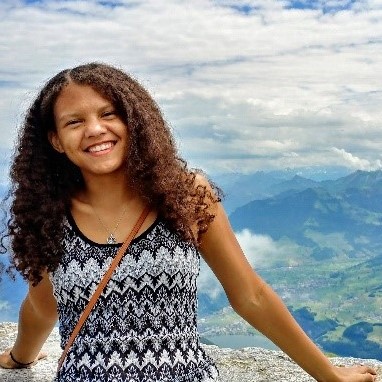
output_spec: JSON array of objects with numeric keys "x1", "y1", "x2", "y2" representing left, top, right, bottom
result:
[
  {"x1": 0, "y1": 348, "x2": 47, "y2": 369},
  {"x1": 329, "y1": 364, "x2": 377, "y2": 382}
]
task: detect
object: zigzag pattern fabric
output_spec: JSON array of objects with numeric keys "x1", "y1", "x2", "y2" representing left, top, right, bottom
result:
[{"x1": 50, "y1": 215, "x2": 219, "y2": 382}]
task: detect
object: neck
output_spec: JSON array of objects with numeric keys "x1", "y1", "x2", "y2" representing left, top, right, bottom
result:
[{"x1": 78, "y1": 173, "x2": 136, "y2": 209}]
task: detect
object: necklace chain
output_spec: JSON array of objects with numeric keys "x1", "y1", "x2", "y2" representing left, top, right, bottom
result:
[{"x1": 92, "y1": 205, "x2": 129, "y2": 244}]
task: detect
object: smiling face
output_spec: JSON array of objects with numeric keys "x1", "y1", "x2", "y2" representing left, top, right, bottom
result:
[{"x1": 49, "y1": 82, "x2": 129, "y2": 181}]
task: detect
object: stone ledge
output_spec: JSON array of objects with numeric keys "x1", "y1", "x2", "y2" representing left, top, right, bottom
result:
[{"x1": 1, "y1": 322, "x2": 381, "y2": 381}]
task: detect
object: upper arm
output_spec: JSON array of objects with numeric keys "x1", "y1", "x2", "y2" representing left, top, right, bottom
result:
[
  {"x1": 198, "y1": 198, "x2": 265, "y2": 312},
  {"x1": 27, "y1": 271, "x2": 58, "y2": 322}
]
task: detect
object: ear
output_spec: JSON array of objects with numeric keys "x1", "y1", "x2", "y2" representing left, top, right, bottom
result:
[{"x1": 48, "y1": 131, "x2": 64, "y2": 153}]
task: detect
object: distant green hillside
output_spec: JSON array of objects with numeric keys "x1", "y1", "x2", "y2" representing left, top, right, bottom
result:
[
  {"x1": 230, "y1": 185, "x2": 382, "y2": 245},
  {"x1": 199, "y1": 169, "x2": 382, "y2": 360}
]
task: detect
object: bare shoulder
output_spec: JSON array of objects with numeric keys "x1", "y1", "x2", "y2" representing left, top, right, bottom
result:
[
  {"x1": 193, "y1": 172, "x2": 221, "y2": 208},
  {"x1": 193, "y1": 172, "x2": 219, "y2": 195},
  {"x1": 193, "y1": 172, "x2": 211, "y2": 187},
  {"x1": 188, "y1": 172, "x2": 221, "y2": 239}
]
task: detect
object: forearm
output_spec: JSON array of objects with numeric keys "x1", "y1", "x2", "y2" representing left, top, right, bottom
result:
[
  {"x1": 11, "y1": 294, "x2": 57, "y2": 363},
  {"x1": 236, "y1": 282, "x2": 337, "y2": 382}
]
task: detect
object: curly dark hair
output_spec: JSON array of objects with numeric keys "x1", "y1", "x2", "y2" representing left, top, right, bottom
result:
[{"x1": 2, "y1": 62, "x2": 221, "y2": 286}]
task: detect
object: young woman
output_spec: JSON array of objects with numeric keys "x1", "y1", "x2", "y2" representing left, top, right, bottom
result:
[{"x1": 0, "y1": 63, "x2": 377, "y2": 382}]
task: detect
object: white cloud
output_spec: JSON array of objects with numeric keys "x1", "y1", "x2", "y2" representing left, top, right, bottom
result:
[
  {"x1": 331, "y1": 147, "x2": 382, "y2": 171},
  {"x1": 198, "y1": 228, "x2": 303, "y2": 299},
  {"x1": 0, "y1": 300, "x2": 10, "y2": 312},
  {"x1": 0, "y1": 298, "x2": 9, "y2": 306},
  {"x1": 0, "y1": 0, "x2": 381, "y2": 173},
  {"x1": 235, "y1": 229, "x2": 305, "y2": 269}
]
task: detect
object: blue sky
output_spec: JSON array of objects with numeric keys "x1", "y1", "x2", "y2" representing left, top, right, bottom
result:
[{"x1": 0, "y1": 0, "x2": 381, "y2": 174}]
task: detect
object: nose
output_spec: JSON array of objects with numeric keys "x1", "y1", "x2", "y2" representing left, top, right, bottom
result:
[{"x1": 84, "y1": 117, "x2": 107, "y2": 138}]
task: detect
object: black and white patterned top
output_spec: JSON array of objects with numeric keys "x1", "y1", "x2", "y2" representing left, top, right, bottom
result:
[{"x1": 50, "y1": 214, "x2": 219, "y2": 382}]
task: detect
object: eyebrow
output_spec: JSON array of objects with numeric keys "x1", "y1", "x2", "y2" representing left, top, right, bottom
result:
[{"x1": 56, "y1": 113, "x2": 79, "y2": 123}]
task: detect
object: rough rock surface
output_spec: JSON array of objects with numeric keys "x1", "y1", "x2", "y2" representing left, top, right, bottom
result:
[{"x1": 0, "y1": 322, "x2": 381, "y2": 381}]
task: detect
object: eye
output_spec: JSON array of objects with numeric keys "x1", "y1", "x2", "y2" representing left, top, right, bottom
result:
[
  {"x1": 102, "y1": 110, "x2": 117, "y2": 119},
  {"x1": 65, "y1": 119, "x2": 82, "y2": 127}
]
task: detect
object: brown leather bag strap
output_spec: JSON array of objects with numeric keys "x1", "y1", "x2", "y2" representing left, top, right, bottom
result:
[{"x1": 57, "y1": 206, "x2": 151, "y2": 372}]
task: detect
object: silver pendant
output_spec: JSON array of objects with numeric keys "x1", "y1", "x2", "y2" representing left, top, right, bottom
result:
[{"x1": 107, "y1": 234, "x2": 117, "y2": 244}]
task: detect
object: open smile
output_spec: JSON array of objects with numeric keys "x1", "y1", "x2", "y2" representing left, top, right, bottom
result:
[{"x1": 86, "y1": 141, "x2": 116, "y2": 153}]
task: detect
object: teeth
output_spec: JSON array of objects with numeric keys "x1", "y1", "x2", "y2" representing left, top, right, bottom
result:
[{"x1": 88, "y1": 142, "x2": 113, "y2": 153}]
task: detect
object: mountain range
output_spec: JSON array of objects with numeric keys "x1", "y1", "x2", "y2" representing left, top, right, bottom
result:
[{"x1": 200, "y1": 168, "x2": 382, "y2": 359}]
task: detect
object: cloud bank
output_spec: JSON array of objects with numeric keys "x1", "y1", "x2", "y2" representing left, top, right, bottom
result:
[
  {"x1": 0, "y1": 0, "x2": 381, "y2": 174},
  {"x1": 198, "y1": 228, "x2": 303, "y2": 299}
]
